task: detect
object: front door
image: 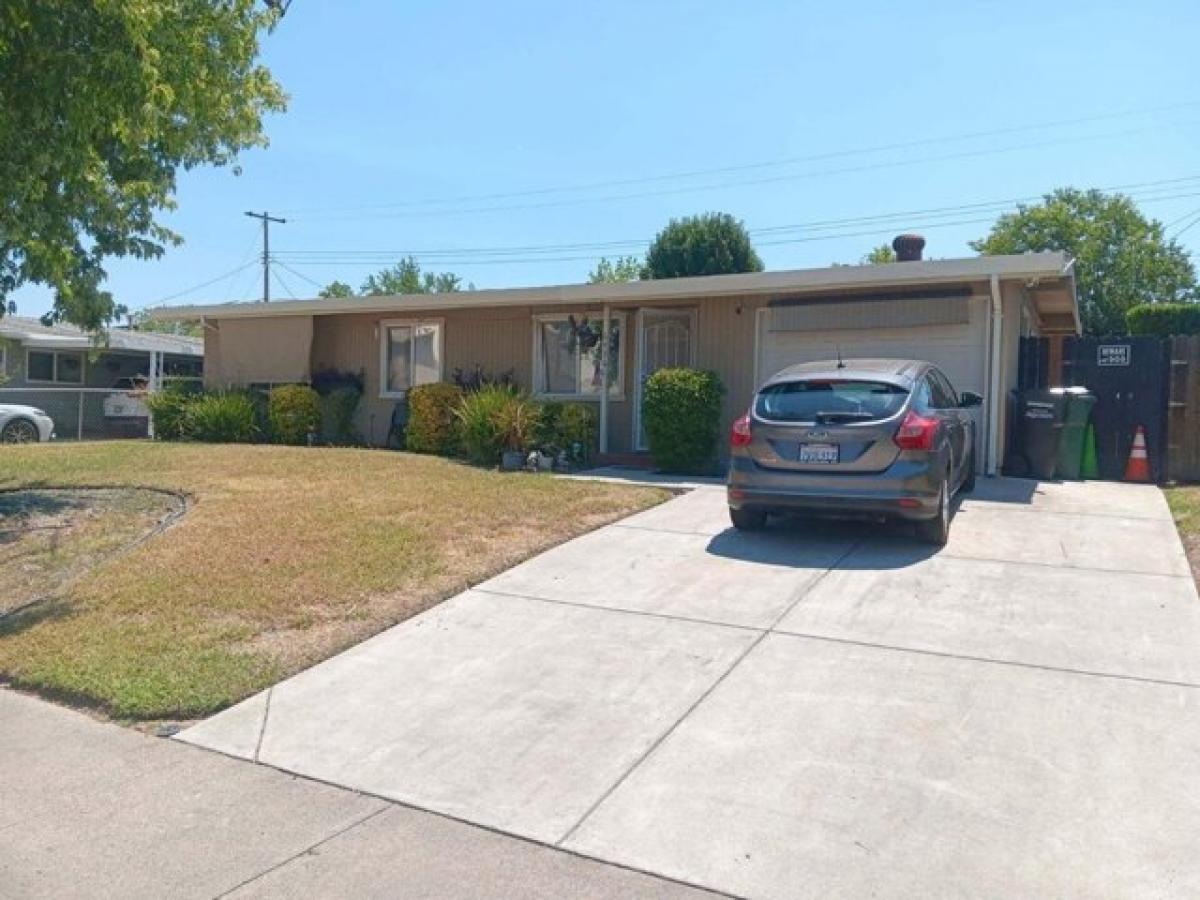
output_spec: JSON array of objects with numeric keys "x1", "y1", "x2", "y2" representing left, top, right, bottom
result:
[{"x1": 634, "y1": 308, "x2": 697, "y2": 450}]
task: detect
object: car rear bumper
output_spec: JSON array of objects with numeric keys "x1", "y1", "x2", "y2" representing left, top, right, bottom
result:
[{"x1": 726, "y1": 454, "x2": 943, "y2": 521}]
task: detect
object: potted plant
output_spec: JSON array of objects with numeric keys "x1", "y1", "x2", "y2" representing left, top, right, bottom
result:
[{"x1": 492, "y1": 395, "x2": 540, "y2": 471}]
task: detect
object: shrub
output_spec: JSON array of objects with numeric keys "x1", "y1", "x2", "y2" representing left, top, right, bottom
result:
[
  {"x1": 268, "y1": 384, "x2": 321, "y2": 445},
  {"x1": 310, "y1": 368, "x2": 363, "y2": 444},
  {"x1": 1126, "y1": 303, "x2": 1200, "y2": 337},
  {"x1": 146, "y1": 382, "x2": 200, "y2": 440},
  {"x1": 537, "y1": 401, "x2": 597, "y2": 465},
  {"x1": 185, "y1": 392, "x2": 260, "y2": 443},
  {"x1": 320, "y1": 387, "x2": 362, "y2": 445},
  {"x1": 406, "y1": 383, "x2": 464, "y2": 455},
  {"x1": 451, "y1": 364, "x2": 517, "y2": 393},
  {"x1": 642, "y1": 367, "x2": 725, "y2": 473},
  {"x1": 455, "y1": 384, "x2": 536, "y2": 465},
  {"x1": 491, "y1": 394, "x2": 541, "y2": 453}
]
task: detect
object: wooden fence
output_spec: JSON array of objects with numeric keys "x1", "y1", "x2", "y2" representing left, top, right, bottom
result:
[{"x1": 1168, "y1": 336, "x2": 1200, "y2": 482}]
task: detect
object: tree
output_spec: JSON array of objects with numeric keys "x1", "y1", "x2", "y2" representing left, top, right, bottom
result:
[
  {"x1": 319, "y1": 280, "x2": 354, "y2": 299},
  {"x1": 0, "y1": 1, "x2": 286, "y2": 331},
  {"x1": 127, "y1": 310, "x2": 202, "y2": 338},
  {"x1": 971, "y1": 188, "x2": 1198, "y2": 335},
  {"x1": 643, "y1": 213, "x2": 763, "y2": 279},
  {"x1": 358, "y1": 257, "x2": 464, "y2": 296},
  {"x1": 588, "y1": 256, "x2": 643, "y2": 284},
  {"x1": 862, "y1": 244, "x2": 897, "y2": 265}
]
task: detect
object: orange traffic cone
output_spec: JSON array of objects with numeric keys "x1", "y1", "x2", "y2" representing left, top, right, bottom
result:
[{"x1": 1123, "y1": 426, "x2": 1151, "y2": 483}]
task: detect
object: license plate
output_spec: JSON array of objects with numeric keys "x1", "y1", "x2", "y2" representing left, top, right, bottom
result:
[{"x1": 798, "y1": 442, "x2": 839, "y2": 464}]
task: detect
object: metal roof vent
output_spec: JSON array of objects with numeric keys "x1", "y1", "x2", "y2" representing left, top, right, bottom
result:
[{"x1": 892, "y1": 233, "x2": 926, "y2": 262}]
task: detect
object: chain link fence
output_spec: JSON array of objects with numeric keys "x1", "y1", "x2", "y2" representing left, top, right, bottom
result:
[{"x1": 1, "y1": 380, "x2": 201, "y2": 441}]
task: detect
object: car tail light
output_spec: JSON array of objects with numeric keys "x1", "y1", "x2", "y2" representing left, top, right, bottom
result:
[
  {"x1": 894, "y1": 410, "x2": 938, "y2": 451},
  {"x1": 731, "y1": 413, "x2": 753, "y2": 447}
]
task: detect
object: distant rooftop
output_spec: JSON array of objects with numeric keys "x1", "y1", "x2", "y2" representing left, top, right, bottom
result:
[{"x1": 0, "y1": 316, "x2": 203, "y2": 356}]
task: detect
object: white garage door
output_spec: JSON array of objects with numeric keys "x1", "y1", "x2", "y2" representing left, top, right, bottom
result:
[{"x1": 756, "y1": 295, "x2": 988, "y2": 399}]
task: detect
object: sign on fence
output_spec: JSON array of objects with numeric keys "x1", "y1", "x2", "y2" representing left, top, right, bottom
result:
[{"x1": 1097, "y1": 344, "x2": 1131, "y2": 367}]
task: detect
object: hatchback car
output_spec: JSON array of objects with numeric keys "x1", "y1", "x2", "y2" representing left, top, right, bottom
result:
[{"x1": 727, "y1": 359, "x2": 981, "y2": 544}]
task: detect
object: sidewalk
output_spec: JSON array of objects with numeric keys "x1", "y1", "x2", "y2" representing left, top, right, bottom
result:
[{"x1": 0, "y1": 688, "x2": 716, "y2": 899}]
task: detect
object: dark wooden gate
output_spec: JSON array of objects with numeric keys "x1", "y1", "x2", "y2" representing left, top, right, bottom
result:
[{"x1": 1018, "y1": 335, "x2": 1170, "y2": 482}]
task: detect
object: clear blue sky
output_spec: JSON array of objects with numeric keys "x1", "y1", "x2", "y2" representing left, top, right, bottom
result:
[{"x1": 13, "y1": 0, "x2": 1200, "y2": 319}]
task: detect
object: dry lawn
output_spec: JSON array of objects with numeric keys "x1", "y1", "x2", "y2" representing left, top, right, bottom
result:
[
  {"x1": 0, "y1": 442, "x2": 667, "y2": 720},
  {"x1": 1166, "y1": 485, "x2": 1200, "y2": 586}
]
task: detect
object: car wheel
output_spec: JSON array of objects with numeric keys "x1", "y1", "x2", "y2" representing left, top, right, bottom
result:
[
  {"x1": 961, "y1": 451, "x2": 976, "y2": 493},
  {"x1": 915, "y1": 478, "x2": 951, "y2": 546},
  {"x1": 1, "y1": 419, "x2": 38, "y2": 444},
  {"x1": 729, "y1": 507, "x2": 767, "y2": 531}
]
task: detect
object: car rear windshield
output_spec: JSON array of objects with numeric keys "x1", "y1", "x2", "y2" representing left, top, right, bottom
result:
[{"x1": 755, "y1": 379, "x2": 909, "y2": 424}]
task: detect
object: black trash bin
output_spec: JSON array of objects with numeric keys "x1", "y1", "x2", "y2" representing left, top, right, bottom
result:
[{"x1": 1014, "y1": 389, "x2": 1069, "y2": 479}]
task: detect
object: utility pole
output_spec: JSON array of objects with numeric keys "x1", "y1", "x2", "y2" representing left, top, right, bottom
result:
[{"x1": 244, "y1": 210, "x2": 286, "y2": 302}]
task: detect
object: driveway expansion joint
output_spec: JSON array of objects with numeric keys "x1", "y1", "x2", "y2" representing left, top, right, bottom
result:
[
  {"x1": 472, "y1": 586, "x2": 766, "y2": 634},
  {"x1": 554, "y1": 537, "x2": 865, "y2": 849},
  {"x1": 770, "y1": 630, "x2": 1200, "y2": 691},
  {"x1": 253, "y1": 687, "x2": 274, "y2": 763}
]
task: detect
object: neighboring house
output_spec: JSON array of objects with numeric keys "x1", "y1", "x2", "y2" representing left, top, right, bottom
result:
[
  {"x1": 151, "y1": 242, "x2": 1078, "y2": 474},
  {"x1": 0, "y1": 317, "x2": 203, "y2": 438}
]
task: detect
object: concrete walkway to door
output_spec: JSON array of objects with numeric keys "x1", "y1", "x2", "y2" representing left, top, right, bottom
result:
[{"x1": 180, "y1": 476, "x2": 1200, "y2": 899}]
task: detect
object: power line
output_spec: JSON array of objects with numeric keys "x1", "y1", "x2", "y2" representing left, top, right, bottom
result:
[
  {"x1": 278, "y1": 100, "x2": 1200, "y2": 217},
  {"x1": 271, "y1": 263, "x2": 299, "y2": 299},
  {"x1": 272, "y1": 259, "x2": 328, "y2": 291},
  {"x1": 152, "y1": 261, "x2": 260, "y2": 305},
  {"x1": 1173, "y1": 210, "x2": 1200, "y2": 240},
  {"x1": 244, "y1": 210, "x2": 287, "y2": 302},
  {"x1": 269, "y1": 180, "x2": 1200, "y2": 265}
]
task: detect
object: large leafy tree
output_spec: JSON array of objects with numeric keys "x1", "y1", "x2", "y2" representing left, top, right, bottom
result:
[
  {"x1": 0, "y1": 1, "x2": 286, "y2": 330},
  {"x1": 971, "y1": 188, "x2": 1197, "y2": 335},
  {"x1": 588, "y1": 255, "x2": 643, "y2": 284},
  {"x1": 643, "y1": 212, "x2": 763, "y2": 279}
]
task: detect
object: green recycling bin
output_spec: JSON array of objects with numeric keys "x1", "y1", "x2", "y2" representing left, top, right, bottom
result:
[{"x1": 1054, "y1": 387, "x2": 1096, "y2": 480}]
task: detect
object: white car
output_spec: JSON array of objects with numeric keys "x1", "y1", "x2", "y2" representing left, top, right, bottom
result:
[{"x1": 0, "y1": 405, "x2": 56, "y2": 443}]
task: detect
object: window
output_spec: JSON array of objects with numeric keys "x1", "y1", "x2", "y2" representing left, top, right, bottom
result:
[
  {"x1": 533, "y1": 312, "x2": 624, "y2": 399},
  {"x1": 926, "y1": 370, "x2": 959, "y2": 409},
  {"x1": 379, "y1": 320, "x2": 443, "y2": 398},
  {"x1": 755, "y1": 379, "x2": 908, "y2": 424},
  {"x1": 26, "y1": 349, "x2": 84, "y2": 384}
]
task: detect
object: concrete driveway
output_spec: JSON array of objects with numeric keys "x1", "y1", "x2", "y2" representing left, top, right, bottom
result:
[{"x1": 180, "y1": 476, "x2": 1200, "y2": 899}]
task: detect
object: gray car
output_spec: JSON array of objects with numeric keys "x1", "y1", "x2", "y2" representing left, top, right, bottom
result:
[{"x1": 726, "y1": 359, "x2": 981, "y2": 544}]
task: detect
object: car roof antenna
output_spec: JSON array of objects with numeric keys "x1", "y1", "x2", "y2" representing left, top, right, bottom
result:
[{"x1": 836, "y1": 345, "x2": 846, "y2": 369}]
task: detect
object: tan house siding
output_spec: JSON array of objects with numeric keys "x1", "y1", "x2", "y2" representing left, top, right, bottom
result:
[
  {"x1": 197, "y1": 278, "x2": 1052, "y2": 463},
  {"x1": 205, "y1": 315, "x2": 313, "y2": 387}
]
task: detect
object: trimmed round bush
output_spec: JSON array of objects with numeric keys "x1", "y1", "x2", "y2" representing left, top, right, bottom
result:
[
  {"x1": 406, "y1": 383, "x2": 464, "y2": 455},
  {"x1": 268, "y1": 384, "x2": 321, "y2": 445},
  {"x1": 185, "y1": 392, "x2": 259, "y2": 443},
  {"x1": 1126, "y1": 303, "x2": 1200, "y2": 337},
  {"x1": 642, "y1": 367, "x2": 725, "y2": 473}
]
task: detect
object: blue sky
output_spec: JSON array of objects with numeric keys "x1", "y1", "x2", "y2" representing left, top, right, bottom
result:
[{"x1": 13, "y1": 0, "x2": 1200, "y2": 319}]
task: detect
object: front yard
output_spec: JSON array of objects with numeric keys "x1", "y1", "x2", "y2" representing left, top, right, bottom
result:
[{"x1": 0, "y1": 442, "x2": 667, "y2": 720}]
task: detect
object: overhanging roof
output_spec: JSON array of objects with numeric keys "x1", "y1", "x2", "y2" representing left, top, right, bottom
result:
[
  {"x1": 0, "y1": 316, "x2": 203, "y2": 355},
  {"x1": 149, "y1": 252, "x2": 1077, "y2": 326}
]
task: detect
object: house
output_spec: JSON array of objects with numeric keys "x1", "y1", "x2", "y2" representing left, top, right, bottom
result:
[
  {"x1": 150, "y1": 240, "x2": 1078, "y2": 475},
  {"x1": 0, "y1": 316, "x2": 203, "y2": 438}
]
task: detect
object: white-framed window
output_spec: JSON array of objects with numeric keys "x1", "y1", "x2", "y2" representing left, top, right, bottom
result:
[
  {"x1": 26, "y1": 349, "x2": 84, "y2": 384},
  {"x1": 532, "y1": 312, "x2": 625, "y2": 400},
  {"x1": 378, "y1": 319, "x2": 444, "y2": 398}
]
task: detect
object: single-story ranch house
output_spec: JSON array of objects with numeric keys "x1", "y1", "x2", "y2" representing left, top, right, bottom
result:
[
  {"x1": 0, "y1": 316, "x2": 203, "y2": 438},
  {"x1": 152, "y1": 244, "x2": 1078, "y2": 475}
]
